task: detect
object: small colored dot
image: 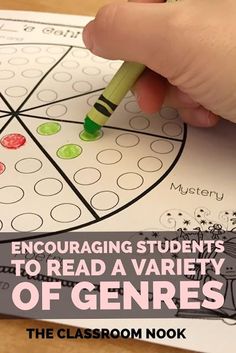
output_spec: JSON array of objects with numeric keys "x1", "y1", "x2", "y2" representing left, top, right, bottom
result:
[
  {"x1": 57, "y1": 144, "x2": 82, "y2": 159},
  {"x1": 0, "y1": 162, "x2": 5, "y2": 175},
  {"x1": 79, "y1": 129, "x2": 103, "y2": 142},
  {"x1": 0, "y1": 133, "x2": 26, "y2": 149},
  {"x1": 37, "y1": 122, "x2": 61, "y2": 136}
]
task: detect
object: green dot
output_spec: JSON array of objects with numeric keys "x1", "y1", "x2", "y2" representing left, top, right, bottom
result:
[
  {"x1": 79, "y1": 129, "x2": 103, "y2": 142},
  {"x1": 57, "y1": 144, "x2": 82, "y2": 159},
  {"x1": 37, "y1": 122, "x2": 61, "y2": 136}
]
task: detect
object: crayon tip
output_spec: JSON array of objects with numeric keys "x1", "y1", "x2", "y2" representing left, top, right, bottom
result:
[
  {"x1": 84, "y1": 115, "x2": 101, "y2": 135},
  {"x1": 80, "y1": 129, "x2": 103, "y2": 142}
]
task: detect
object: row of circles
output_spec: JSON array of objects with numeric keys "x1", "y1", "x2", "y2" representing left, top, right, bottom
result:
[
  {"x1": 39, "y1": 103, "x2": 179, "y2": 134},
  {"x1": 1, "y1": 133, "x2": 172, "y2": 173},
  {"x1": 3, "y1": 56, "x2": 57, "y2": 65},
  {"x1": 0, "y1": 56, "x2": 120, "y2": 69},
  {"x1": 0, "y1": 169, "x2": 145, "y2": 206},
  {"x1": 3, "y1": 78, "x2": 95, "y2": 99},
  {"x1": 0, "y1": 46, "x2": 67, "y2": 55},
  {"x1": 0, "y1": 184, "x2": 131, "y2": 232},
  {"x1": 0, "y1": 67, "x2": 104, "y2": 81},
  {"x1": 3, "y1": 78, "x2": 101, "y2": 99},
  {"x1": 0, "y1": 69, "x2": 98, "y2": 79},
  {"x1": 0, "y1": 59, "x2": 117, "y2": 84},
  {"x1": 35, "y1": 121, "x2": 179, "y2": 152},
  {"x1": 1, "y1": 159, "x2": 160, "y2": 205},
  {"x1": 41, "y1": 101, "x2": 141, "y2": 120},
  {"x1": 0, "y1": 45, "x2": 120, "y2": 67},
  {"x1": 0, "y1": 189, "x2": 119, "y2": 232},
  {"x1": 55, "y1": 145, "x2": 165, "y2": 170},
  {"x1": 40, "y1": 100, "x2": 180, "y2": 130},
  {"x1": 1, "y1": 154, "x2": 168, "y2": 179},
  {"x1": 73, "y1": 169, "x2": 145, "y2": 190},
  {"x1": 0, "y1": 190, "x2": 125, "y2": 232},
  {"x1": 0, "y1": 168, "x2": 150, "y2": 205},
  {"x1": 35, "y1": 121, "x2": 176, "y2": 153},
  {"x1": 0, "y1": 203, "x2": 82, "y2": 232},
  {"x1": 32, "y1": 97, "x2": 142, "y2": 113},
  {"x1": 0, "y1": 184, "x2": 120, "y2": 210}
]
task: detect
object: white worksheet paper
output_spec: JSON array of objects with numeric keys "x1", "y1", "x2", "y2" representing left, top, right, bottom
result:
[{"x1": 0, "y1": 10, "x2": 235, "y2": 353}]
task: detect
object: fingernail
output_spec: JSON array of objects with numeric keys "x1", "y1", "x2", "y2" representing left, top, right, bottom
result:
[
  {"x1": 206, "y1": 111, "x2": 220, "y2": 127},
  {"x1": 82, "y1": 23, "x2": 94, "y2": 50},
  {"x1": 193, "y1": 108, "x2": 218, "y2": 127}
]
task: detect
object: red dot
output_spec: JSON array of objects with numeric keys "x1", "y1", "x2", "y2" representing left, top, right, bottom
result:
[
  {"x1": 0, "y1": 133, "x2": 26, "y2": 149},
  {"x1": 0, "y1": 162, "x2": 5, "y2": 175}
]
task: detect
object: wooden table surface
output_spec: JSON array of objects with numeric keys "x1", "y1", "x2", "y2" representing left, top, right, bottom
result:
[{"x1": 0, "y1": 1, "x2": 195, "y2": 353}]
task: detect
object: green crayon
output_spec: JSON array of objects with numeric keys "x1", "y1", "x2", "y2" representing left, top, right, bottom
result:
[
  {"x1": 83, "y1": 0, "x2": 179, "y2": 137},
  {"x1": 83, "y1": 61, "x2": 145, "y2": 136}
]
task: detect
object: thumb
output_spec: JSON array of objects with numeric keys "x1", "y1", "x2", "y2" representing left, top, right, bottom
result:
[{"x1": 82, "y1": 2, "x2": 185, "y2": 78}]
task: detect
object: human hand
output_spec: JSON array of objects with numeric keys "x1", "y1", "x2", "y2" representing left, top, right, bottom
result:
[{"x1": 83, "y1": 0, "x2": 236, "y2": 127}]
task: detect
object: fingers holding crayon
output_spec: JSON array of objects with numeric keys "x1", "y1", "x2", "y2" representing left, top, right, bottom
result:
[
  {"x1": 126, "y1": 0, "x2": 214, "y2": 127},
  {"x1": 132, "y1": 69, "x2": 219, "y2": 127},
  {"x1": 83, "y1": 0, "x2": 236, "y2": 125}
]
